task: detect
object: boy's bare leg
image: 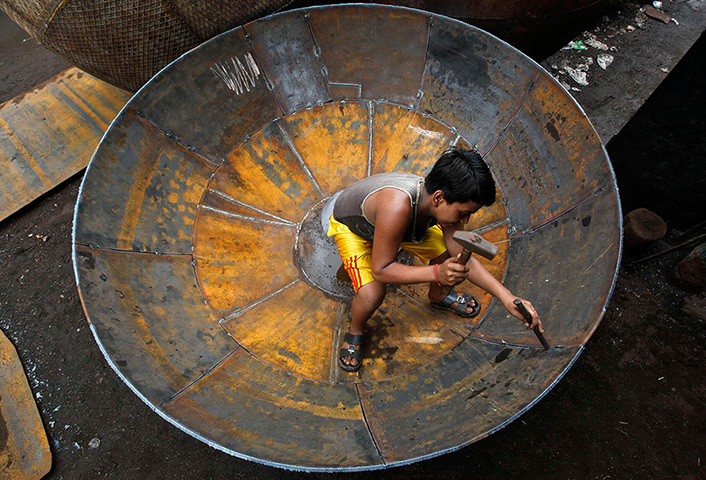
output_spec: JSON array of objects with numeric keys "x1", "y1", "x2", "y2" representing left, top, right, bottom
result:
[{"x1": 341, "y1": 280, "x2": 386, "y2": 368}]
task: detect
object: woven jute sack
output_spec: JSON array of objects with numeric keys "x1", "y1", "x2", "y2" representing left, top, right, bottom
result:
[{"x1": 1, "y1": 0, "x2": 291, "y2": 91}]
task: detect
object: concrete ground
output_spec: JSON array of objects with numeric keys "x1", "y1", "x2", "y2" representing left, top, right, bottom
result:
[{"x1": 1, "y1": 3, "x2": 704, "y2": 479}]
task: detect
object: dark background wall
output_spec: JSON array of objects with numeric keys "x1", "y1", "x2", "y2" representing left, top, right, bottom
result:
[{"x1": 607, "y1": 31, "x2": 705, "y2": 230}]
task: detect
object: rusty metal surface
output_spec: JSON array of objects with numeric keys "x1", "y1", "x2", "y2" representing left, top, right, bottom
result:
[
  {"x1": 73, "y1": 4, "x2": 621, "y2": 471},
  {"x1": 419, "y1": 15, "x2": 539, "y2": 154},
  {"x1": 0, "y1": 68, "x2": 130, "y2": 222},
  {"x1": 0, "y1": 329, "x2": 52, "y2": 479},
  {"x1": 74, "y1": 108, "x2": 217, "y2": 253},
  {"x1": 475, "y1": 187, "x2": 621, "y2": 347},
  {"x1": 161, "y1": 349, "x2": 384, "y2": 469},
  {"x1": 245, "y1": 10, "x2": 331, "y2": 112},
  {"x1": 74, "y1": 246, "x2": 235, "y2": 404},
  {"x1": 484, "y1": 70, "x2": 614, "y2": 234},
  {"x1": 129, "y1": 27, "x2": 282, "y2": 162},
  {"x1": 358, "y1": 339, "x2": 582, "y2": 463},
  {"x1": 307, "y1": 5, "x2": 429, "y2": 107}
]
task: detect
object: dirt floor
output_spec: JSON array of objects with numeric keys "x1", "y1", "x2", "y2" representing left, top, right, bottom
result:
[{"x1": 1, "y1": 4, "x2": 705, "y2": 480}]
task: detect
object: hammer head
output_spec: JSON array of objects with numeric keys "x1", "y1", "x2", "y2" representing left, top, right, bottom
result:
[{"x1": 451, "y1": 231, "x2": 498, "y2": 260}]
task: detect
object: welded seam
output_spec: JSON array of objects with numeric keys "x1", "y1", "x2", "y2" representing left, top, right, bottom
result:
[
  {"x1": 354, "y1": 383, "x2": 387, "y2": 466},
  {"x1": 303, "y1": 11, "x2": 334, "y2": 101},
  {"x1": 483, "y1": 67, "x2": 541, "y2": 157},
  {"x1": 328, "y1": 302, "x2": 347, "y2": 383},
  {"x1": 276, "y1": 123, "x2": 324, "y2": 196},
  {"x1": 470, "y1": 334, "x2": 565, "y2": 350},
  {"x1": 207, "y1": 188, "x2": 293, "y2": 224},
  {"x1": 242, "y1": 28, "x2": 286, "y2": 116},
  {"x1": 188, "y1": 249, "x2": 222, "y2": 328},
  {"x1": 134, "y1": 111, "x2": 222, "y2": 169},
  {"x1": 74, "y1": 243, "x2": 192, "y2": 256},
  {"x1": 413, "y1": 15, "x2": 434, "y2": 111},
  {"x1": 221, "y1": 278, "x2": 300, "y2": 322},
  {"x1": 366, "y1": 97, "x2": 461, "y2": 142},
  {"x1": 198, "y1": 204, "x2": 295, "y2": 227},
  {"x1": 582, "y1": 242, "x2": 615, "y2": 274},
  {"x1": 329, "y1": 82, "x2": 362, "y2": 98},
  {"x1": 163, "y1": 349, "x2": 239, "y2": 404},
  {"x1": 510, "y1": 184, "x2": 611, "y2": 238},
  {"x1": 473, "y1": 218, "x2": 510, "y2": 235},
  {"x1": 367, "y1": 102, "x2": 374, "y2": 176}
]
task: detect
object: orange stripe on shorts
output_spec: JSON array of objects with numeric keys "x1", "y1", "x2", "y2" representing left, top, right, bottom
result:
[{"x1": 345, "y1": 257, "x2": 356, "y2": 291}]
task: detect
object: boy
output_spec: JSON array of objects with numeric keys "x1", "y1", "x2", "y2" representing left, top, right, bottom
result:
[{"x1": 328, "y1": 147, "x2": 543, "y2": 372}]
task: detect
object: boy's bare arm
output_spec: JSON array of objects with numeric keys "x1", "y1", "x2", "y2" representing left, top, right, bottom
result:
[
  {"x1": 465, "y1": 255, "x2": 543, "y2": 331},
  {"x1": 443, "y1": 226, "x2": 543, "y2": 331},
  {"x1": 368, "y1": 190, "x2": 466, "y2": 286}
]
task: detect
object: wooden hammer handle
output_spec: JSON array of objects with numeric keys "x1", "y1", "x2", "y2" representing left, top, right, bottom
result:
[{"x1": 440, "y1": 248, "x2": 472, "y2": 296}]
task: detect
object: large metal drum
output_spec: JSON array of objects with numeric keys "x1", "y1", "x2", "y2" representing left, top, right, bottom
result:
[{"x1": 73, "y1": 4, "x2": 621, "y2": 471}]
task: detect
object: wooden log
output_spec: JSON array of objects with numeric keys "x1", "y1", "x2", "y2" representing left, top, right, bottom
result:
[{"x1": 623, "y1": 208, "x2": 667, "y2": 247}]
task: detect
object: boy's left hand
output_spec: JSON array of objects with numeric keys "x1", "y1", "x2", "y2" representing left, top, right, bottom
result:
[{"x1": 502, "y1": 297, "x2": 543, "y2": 333}]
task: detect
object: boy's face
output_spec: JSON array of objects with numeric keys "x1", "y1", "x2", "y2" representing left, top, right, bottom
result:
[{"x1": 435, "y1": 197, "x2": 482, "y2": 229}]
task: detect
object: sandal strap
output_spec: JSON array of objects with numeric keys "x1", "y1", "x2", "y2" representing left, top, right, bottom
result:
[
  {"x1": 339, "y1": 346, "x2": 362, "y2": 360},
  {"x1": 439, "y1": 291, "x2": 479, "y2": 313},
  {"x1": 439, "y1": 290, "x2": 463, "y2": 308},
  {"x1": 343, "y1": 332, "x2": 365, "y2": 345}
]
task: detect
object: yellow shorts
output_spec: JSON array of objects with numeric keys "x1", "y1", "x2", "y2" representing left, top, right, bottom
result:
[{"x1": 327, "y1": 215, "x2": 447, "y2": 292}]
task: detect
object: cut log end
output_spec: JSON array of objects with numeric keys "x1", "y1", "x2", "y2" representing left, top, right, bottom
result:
[{"x1": 623, "y1": 208, "x2": 668, "y2": 247}]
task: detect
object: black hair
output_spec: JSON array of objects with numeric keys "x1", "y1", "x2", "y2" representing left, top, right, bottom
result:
[{"x1": 425, "y1": 147, "x2": 496, "y2": 206}]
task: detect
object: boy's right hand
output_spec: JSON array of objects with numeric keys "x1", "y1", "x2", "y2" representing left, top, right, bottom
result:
[{"x1": 437, "y1": 254, "x2": 469, "y2": 286}]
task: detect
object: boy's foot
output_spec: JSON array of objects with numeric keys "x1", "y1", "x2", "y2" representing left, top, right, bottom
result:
[
  {"x1": 339, "y1": 332, "x2": 364, "y2": 372},
  {"x1": 430, "y1": 290, "x2": 481, "y2": 318}
]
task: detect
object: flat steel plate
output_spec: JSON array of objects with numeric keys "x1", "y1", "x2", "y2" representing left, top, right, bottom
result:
[{"x1": 73, "y1": 4, "x2": 621, "y2": 472}]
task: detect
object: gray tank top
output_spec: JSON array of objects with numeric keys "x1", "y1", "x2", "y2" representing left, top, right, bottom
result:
[{"x1": 333, "y1": 172, "x2": 436, "y2": 243}]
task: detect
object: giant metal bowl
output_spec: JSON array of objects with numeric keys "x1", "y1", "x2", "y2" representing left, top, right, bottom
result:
[{"x1": 73, "y1": 4, "x2": 622, "y2": 471}]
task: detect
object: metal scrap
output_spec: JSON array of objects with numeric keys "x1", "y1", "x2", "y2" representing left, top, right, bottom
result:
[
  {"x1": 565, "y1": 66, "x2": 589, "y2": 86},
  {"x1": 584, "y1": 35, "x2": 610, "y2": 50},
  {"x1": 645, "y1": 6, "x2": 672, "y2": 23},
  {"x1": 597, "y1": 53, "x2": 615, "y2": 70}
]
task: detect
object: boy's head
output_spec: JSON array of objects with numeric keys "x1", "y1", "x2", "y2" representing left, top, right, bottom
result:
[{"x1": 425, "y1": 147, "x2": 496, "y2": 206}]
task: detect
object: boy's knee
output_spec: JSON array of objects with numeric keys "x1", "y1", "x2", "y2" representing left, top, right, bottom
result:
[{"x1": 357, "y1": 281, "x2": 386, "y2": 307}]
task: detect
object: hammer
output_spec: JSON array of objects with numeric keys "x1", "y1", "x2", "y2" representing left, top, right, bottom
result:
[{"x1": 441, "y1": 231, "x2": 498, "y2": 296}]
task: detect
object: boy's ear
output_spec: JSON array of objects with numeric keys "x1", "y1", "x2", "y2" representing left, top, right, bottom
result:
[{"x1": 431, "y1": 190, "x2": 445, "y2": 206}]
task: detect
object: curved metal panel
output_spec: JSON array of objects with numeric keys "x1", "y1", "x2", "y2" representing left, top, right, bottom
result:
[
  {"x1": 74, "y1": 246, "x2": 235, "y2": 404},
  {"x1": 130, "y1": 27, "x2": 282, "y2": 162},
  {"x1": 75, "y1": 109, "x2": 215, "y2": 252},
  {"x1": 476, "y1": 187, "x2": 621, "y2": 347},
  {"x1": 161, "y1": 349, "x2": 384, "y2": 469},
  {"x1": 358, "y1": 338, "x2": 581, "y2": 463},
  {"x1": 419, "y1": 15, "x2": 538, "y2": 153},
  {"x1": 307, "y1": 5, "x2": 429, "y2": 105},
  {"x1": 484, "y1": 70, "x2": 613, "y2": 233},
  {"x1": 245, "y1": 11, "x2": 332, "y2": 112}
]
